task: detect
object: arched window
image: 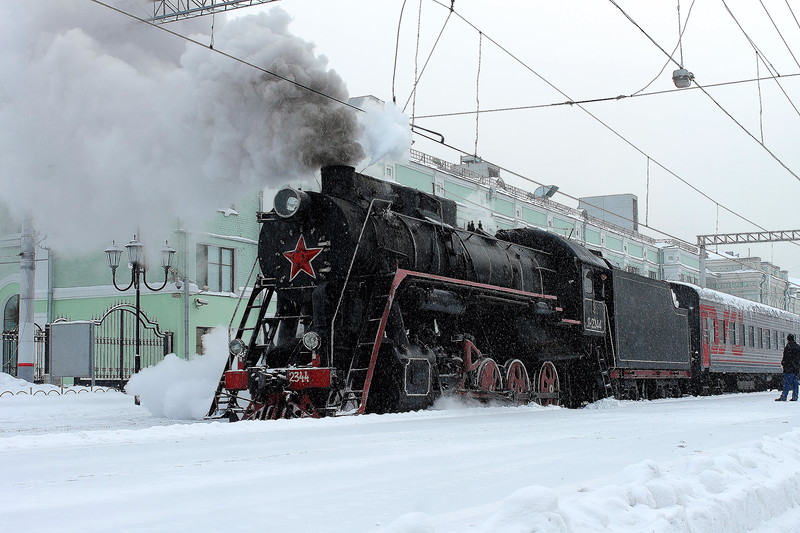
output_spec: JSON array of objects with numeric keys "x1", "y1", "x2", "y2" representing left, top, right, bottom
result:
[{"x1": 3, "y1": 295, "x2": 19, "y2": 332}]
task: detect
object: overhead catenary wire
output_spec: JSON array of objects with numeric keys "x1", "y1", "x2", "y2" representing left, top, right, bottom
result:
[
  {"x1": 608, "y1": 0, "x2": 800, "y2": 183},
  {"x1": 759, "y1": 0, "x2": 800, "y2": 70},
  {"x1": 412, "y1": 71, "x2": 800, "y2": 119},
  {"x1": 631, "y1": 0, "x2": 696, "y2": 96},
  {"x1": 722, "y1": 0, "x2": 800, "y2": 118},
  {"x1": 787, "y1": 0, "x2": 800, "y2": 32},
  {"x1": 677, "y1": 0, "x2": 685, "y2": 67},
  {"x1": 85, "y1": 0, "x2": 364, "y2": 115},
  {"x1": 474, "y1": 31, "x2": 482, "y2": 157},
  {"x1": 402, "y1": 3, "x2": 454, "y2": 114},
  {"x1": 757, "y1": 52, "x2": 765, "y2": 143},
  {"x1": 391, "y1": 0, "x2": 409, "y2": 105},
  {"x1": 412, "y1": 0, "x2": 423, "y2": 120},
  {"x1": 420, "y1": 0, "x2": 800, "y2": 251},
  {"x1": 645, "y1": 156, "x2": 650, "y2": 227},
  {"x1": 722, "y1": 0, "x2": 781, "y2": 77}
]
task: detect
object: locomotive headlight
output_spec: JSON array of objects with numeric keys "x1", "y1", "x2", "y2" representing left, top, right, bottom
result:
[
  {"x1": 229, "y1": 338, "x2": 246, "y2": 356},
  {"x1": 302, "y1": 331, "x2": 322, "y2": 351},
  {"x1": 274, "y1": 188, "x2": 310, "y2": 218}
]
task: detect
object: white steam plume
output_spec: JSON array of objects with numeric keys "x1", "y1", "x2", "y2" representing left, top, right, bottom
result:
[{"x1": 0, "y1": 2, "x2": 409, "y2": 253}]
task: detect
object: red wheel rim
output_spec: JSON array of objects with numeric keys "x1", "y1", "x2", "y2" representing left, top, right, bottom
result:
[
  {"x1": 537, "y1": 361, "x2": 560, "y2": 406},
  {"x1": 475, "y1": 358, "x2": 502, "y2": 391},
  {"x1": 505, "y1": 359, "x2": 530, "y2": 395}
]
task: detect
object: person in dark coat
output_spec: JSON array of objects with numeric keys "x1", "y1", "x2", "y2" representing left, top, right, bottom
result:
[{"x1": 776, "y1": 334, "x2": 800, "y2": 401}]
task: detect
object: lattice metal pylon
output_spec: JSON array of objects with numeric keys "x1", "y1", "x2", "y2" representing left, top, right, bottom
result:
[
  {"x1": 697, "y1": 229, "x2": 800, "y2": 288},
  {"x1": 150, "y1": 0, "x2": 281, "y2": 24}
]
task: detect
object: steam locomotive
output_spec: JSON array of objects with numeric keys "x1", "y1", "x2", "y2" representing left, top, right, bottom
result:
[{"x1": 207, "y1": 165, "x2": 800, "y2": 420}]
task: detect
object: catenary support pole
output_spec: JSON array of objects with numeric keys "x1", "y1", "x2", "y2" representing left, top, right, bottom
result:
[{"x1": 18, "y1": 216, "x2": 36, "y2": 382}]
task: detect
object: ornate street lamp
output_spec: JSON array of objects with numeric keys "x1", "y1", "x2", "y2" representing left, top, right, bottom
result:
[{"x1": 104, "y1": 237, "x2": 176, "y2": 378}]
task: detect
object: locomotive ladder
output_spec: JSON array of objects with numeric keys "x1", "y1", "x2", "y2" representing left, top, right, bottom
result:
[
  {"x1": 596, "y1": 348, "x2": 615, "y2": 399},
  {"x1": 341, "y1": 276, "x2": 397, "y2": 415},
  {"x1": 207, "y1": 276, "x2": 275, "y2": 419},
  {"x1": 597, "y1": 304, "x2": 618, "y2": 400}
]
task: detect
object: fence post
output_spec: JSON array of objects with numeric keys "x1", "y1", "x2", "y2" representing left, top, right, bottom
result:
[{"x1": 164, "y1": 331, "x2": 174, "y2": 356}]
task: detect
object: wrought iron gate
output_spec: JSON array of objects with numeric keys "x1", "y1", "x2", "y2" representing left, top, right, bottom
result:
[
  {"x1": 93, "y1": 303, "x2": 173, "y2": 384},
  {"x1": 1, "y1": 325, "x2": 46, "y2": 380}
]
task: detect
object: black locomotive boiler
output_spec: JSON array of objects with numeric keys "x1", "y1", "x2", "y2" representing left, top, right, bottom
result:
[{"x1": 207, "y1": 165, "x2": 799, "y2": 420}]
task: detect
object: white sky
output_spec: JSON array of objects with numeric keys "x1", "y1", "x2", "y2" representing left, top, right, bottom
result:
[{"x1": 233, "y1": 0, "x2": 800, "y2": 272}]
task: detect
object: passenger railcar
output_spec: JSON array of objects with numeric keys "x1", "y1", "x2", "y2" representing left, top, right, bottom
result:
[
  {"x1": 206, "y1": 165, "x2": 800, "y2": 420},
  {"x1": 672, "y1": 284, "x2": 798, "y2": 393}
]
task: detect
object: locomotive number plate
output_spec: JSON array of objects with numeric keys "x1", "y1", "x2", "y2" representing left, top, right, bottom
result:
[{"x1": 287, "y1": 368, "x2": 332, "y2": 390}]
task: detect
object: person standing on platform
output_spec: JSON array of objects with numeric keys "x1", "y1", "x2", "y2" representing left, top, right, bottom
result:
[{"x1": 776, "y1": 334, "x2": 800, "y2": 401}]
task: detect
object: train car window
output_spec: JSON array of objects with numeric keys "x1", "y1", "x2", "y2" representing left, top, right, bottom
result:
[
  {"x1": 741, "y1": 324, "x2": 746, "y2": 346},
  {"x1": 757, "y1": 327, "x2": 763, "y2": 349},
  {"x1": 749, "y1": 325, "x2": 755, "y2": 347},
  {"x1": 732, "y1": 322, "x2": 737, "y2": 345},
  {"x1": 776, "y1": 330, "x2": 781, "y2": 349},
  {"x1": 766, "y1": 329, "x2": 771, "y2": 349},
  {"x1": 708, "y1": 318, "x2": 715, "y2": 344},
  {"x1": 722, "y1": 320, "x2": 728, "y2": 345},
  {"x1": 714, "y1": 319, "x2": 720, "y2": 345},
  {"x1": 583, "y1": 269, "x2": 593, "y2": 295}
]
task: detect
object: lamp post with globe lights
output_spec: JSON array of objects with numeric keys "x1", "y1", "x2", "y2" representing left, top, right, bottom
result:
[{"x1": 104, "y1": 237, "x2": 176, "y2": 378}]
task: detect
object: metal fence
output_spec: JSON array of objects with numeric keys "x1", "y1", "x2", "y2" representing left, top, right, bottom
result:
[
  {"x1": 1, "y1": 325, "x2": 46, "y2": 381},
  {"x1": 2, "y1": 304, "x2": 171, "y2": 386}
]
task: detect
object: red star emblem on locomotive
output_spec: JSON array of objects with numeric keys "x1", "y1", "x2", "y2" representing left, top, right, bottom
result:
[{"x1": 282, "y1": 235, "x2": 323, "y2": 281}]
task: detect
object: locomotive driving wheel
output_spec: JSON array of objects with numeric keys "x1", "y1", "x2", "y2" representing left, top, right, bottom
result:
[
  {"x1": 536, "y1": 361, "x2": 560, "y2": 406},
  {"x1": 474, "y1": 358, "x2": 503, "y2": 391},
  {"x1": 504, "y1": 359, "x2": 531, "y2": 402}
]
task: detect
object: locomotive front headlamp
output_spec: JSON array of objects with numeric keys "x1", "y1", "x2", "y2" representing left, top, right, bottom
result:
[
  {"x1": 229, "y1": 338, "x2": 246, "y2": 356},
  {"x1": 274, "y1": 188, "x2": 310, "y2": 218},
  {"x1": 302, "y1": 331, "x2": 322, "y2": 351}
]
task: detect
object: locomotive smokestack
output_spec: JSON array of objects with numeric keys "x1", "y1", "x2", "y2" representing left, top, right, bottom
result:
[
  {"x1": 321, "y1": 165, "x2": 356, "y2": 184},
  {"x1": 320, "y1": 165, "x2": 358, "y2": 196}
]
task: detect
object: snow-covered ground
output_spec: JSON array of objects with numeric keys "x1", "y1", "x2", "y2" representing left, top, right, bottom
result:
[{"x1": 2, "y1": 369, "x2": 800, "y2": 533}]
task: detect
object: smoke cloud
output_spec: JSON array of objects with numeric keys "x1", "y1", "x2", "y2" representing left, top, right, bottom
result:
[{"x1": 0, "y1": 1, "x2": 409, "y2": 253}]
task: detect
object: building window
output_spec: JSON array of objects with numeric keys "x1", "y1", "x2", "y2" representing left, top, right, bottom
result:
[
  {"x1": 648, "y1": 271, "x2": 657, "y2": 279},
  {"x1": 3, "y1": 295, "x2": 19, "y2": 333},
  {"x1": 197, "y1": 245, "x2": 234, "y2": 292}
]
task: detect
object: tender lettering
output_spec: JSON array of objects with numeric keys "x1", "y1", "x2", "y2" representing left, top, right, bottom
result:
[{"x1": 585, "y1": 317, "x2": 605, "y2": 331}]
